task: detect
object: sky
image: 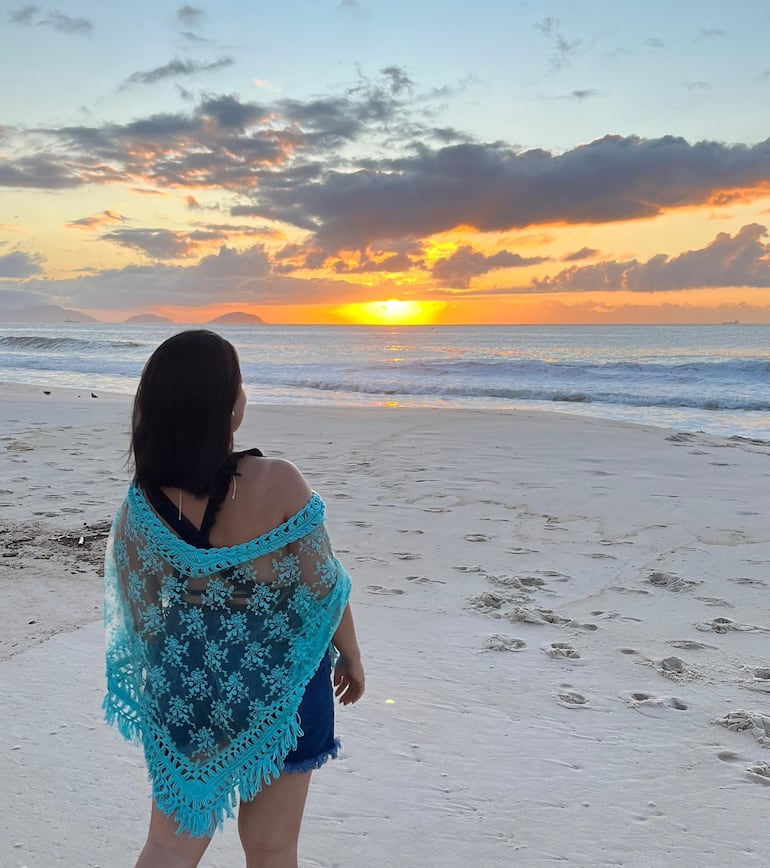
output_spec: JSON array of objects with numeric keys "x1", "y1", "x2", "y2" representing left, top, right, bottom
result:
[{"x1": 2, "y1": 0, "x2": 770, "y2": 324}]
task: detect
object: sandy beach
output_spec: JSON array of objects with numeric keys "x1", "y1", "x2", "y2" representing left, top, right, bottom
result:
[{"x1": 2, "y1": 380, "x2": 770, "y2": 867}]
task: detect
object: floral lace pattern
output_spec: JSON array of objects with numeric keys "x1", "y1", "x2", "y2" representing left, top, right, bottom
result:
[{"x1": 103, "y1": 488, "x2": 350, "y2": 837}]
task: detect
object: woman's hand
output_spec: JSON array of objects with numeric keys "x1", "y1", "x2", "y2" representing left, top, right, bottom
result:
[{"x1": 334, "y1": 654, "x2": 365, "y2": 705}]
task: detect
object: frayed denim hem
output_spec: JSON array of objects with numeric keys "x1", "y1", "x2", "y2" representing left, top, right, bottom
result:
[{"x1": 283, "y1": 738, "x2": 341, "y2": 774}]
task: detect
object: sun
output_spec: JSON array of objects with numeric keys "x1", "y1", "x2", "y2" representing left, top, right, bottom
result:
[{"x1": 336, "y1": 299, "x2": 444, "y2": 325}]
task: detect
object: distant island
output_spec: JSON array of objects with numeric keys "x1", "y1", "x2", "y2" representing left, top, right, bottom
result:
[
  {"x1": 0, "y1": 304, "x2": 98, "y2": 323},
  {"x1": 123, "y1": 313, "x2": 174, "y2": 324},
  {"x1": 207, "y1": 311, "x2": 266, "y2": 325}
]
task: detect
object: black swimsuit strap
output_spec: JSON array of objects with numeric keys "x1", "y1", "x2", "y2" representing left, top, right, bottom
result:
[
  {"x1": 197, "y1": 448, "x2": 263, "y2": 542},
  {"x1": 146, "y1": 447, "x2": 263, "y2": 549}
]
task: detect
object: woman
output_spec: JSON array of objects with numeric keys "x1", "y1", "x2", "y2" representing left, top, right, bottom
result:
[{"x1": 103, "y1": 330, "x2": 364, "y2": 868}]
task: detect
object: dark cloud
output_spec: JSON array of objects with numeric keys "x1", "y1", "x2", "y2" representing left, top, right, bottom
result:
[
  {"x1": 528, "y1": 224, "x2": 770, "y2": 293},
  {"x1": 534, "y1": 17, "x2": 581, "y2": 71},
  {"x1": 432, "y1": 245, "x2": 548, "y2": 288},
  {"x1": 570, "y1": 89, "x2": 598, "y2": 100},
  {"x1": 16, "y1": 245, "x2": 368, "y2": 310},
  {"x1": 0, "y1": 153, "x2": 119, "y2": 188},
  {"x1": 9, "y1": 5, "x2": 92, "y2": 34},
  {"x1": 122, "y1": 57, "x2": 234, "y2": 88},
  {"x1": 100, "y1": 227, "x2": 233, "y2": 259},
  {"x1": 180, "y1": 30, "x2": 210, "y2": 43},
  {"x1": 696, "y1": 27, "x2": 726, "y2": 40},
  {"x1": 331, "y1": 251, "x2": 419, "y2": 274},
  {"x1": 562, "y1": 247, "x2": 599, "y2": 262},
  {"x1": 177, "y1": 4, "x2": 204, "y2": 26},
  {"x1": 0, "y1": 250, "x2": 44, "y2": 278},
  {"x1": 6, "y1": 82, "x2": 770, "y2": 262},
  {"x1": 282, "y1": 135, "x2": 770, "y2": 250}
]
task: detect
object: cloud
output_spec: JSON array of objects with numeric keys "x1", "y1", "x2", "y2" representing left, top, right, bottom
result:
[
  {"x1": 9, "y1": 5, "x2": 92, "y2": 34},
  {"x1": 562, "y1": 247, "x2": 599, "y2": 262},
  {"x1": 684, "y1": 81, "x2": 711, "y2": 91},
  {"x1": 645, "y1": 37, "x2": 665, "y2": 49},
  {"x1": 6, "y1": 84, "x2": 770, "y2": 259},
  {"x1": 122, "y1": 56, "x2": 234, "y2": 88},
  {"x1": 66, "y1": 210, "x2": 127, "y2": 230},
  {"x1": 177, "y1": 4, "x2": 204, "y2": 27},
  {"x1": 431, "y1": 245, "x2": 549, "y2": 288},
  {"x1": 281, "y1": 135, "x2": 770, "y2": 251},
  {"x1": 570, "y1": 89, "x2": 598, "y2": 100},
  {"x1": 330, "y1": 251, "x2": 419, "y2": 274},
  {"x1": 15, "y1": 245, "x2": 369, "y2": 310},
  {"x1": 0, "y1": 249, "x2": 44, "y2": 278},
  {"x1": 0, "y1": 285, "x2": 54, "y2": 311},
  {"x1": 0, "y1": 72, "x2": 429, "y2": 198},
  {"x1": 534, "y1": 17, "x2": 581, "y2": 71},
  {"x1": 526, "y1": 224, "x2": 770, "y2": 293},
  {"x1": 99, "y1": 227, "x2": 236, "y2": 259},
  {"x1": 696, "y1": 27, "x2": 726, "y2": 40}
]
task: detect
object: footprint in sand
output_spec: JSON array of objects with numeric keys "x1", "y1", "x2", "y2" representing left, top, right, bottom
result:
[
  {"x1": 618, "y1": 648, "x2": 639, "y2": 655},
  {"x1": 621, "y1": 692, "x2": 688, "y2": 711},
  {"x1": 728, "y1": 577, "x2": 768, "y2": 587},
  {"x1": 405, "y1": 575, "x2": 446, "y2": 585},
  {"x1": 544, "y1": 642, "x2": 581, "y2": 659},
  {"x1": 393, "y1": 552, "x2": 420, "y2": 560},
  {"x1": 349, "y1": 520, "x2": 372, "y2": 528},
  {"x1": 465, "y1": 533, "x2": 491, "y2": 542},
  {"x1": 506, "y1": 546, "x2": 539, "y2": 555},
  {"x1": 510, "y1": 606, "x2": 598, "y2": 631},
  {"x1": 696, "y1": 617, "x2": 768, "y2": 634},
  {"x1": 366, "y1": 585, "x2": 405, "y2": 596},
  {"x1": 666, "y1": 640, "x2": 717, "y2": 651},
  {"x1": 467, "y1": 592, "x2": 509, "y2": 613},
  {"x1": 646, "y1": 571, "x2": 701, "y2": 593},
  {"x1": 746, "y1": 762, "x2": 770, "y2": 785},
  {"x1": 656, "y1": 656, "x2": 686, "y2": 676},
  {"x1": 695, "y1": 596, "x2": 734, "y2": 608},
  {"x1": 423, "y1": 507, "x2": 451, "y2": 513},
  {"x1": 452, "y1": 564, "x2": 483, "y2": 573},
  {"x1": 609, "y1": 586, "x2": 652, "y2": 596},
  {"x1": 556, "y1": 690, "x2": 589, "y2": 708},
  {"x1": 712, "y1": 710, "x2": 770, "y2": 745},
  {"x1": 716, "y1": 750, "x2": 742, "y2": 763},
  {"x1": 484, "y1": 635, "x2": 527, "y2": 652}
]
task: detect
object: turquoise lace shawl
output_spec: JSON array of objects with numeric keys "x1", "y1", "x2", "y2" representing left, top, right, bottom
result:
[{"x1": 103, "y1": 486, "x2": 351, "y2": 837}]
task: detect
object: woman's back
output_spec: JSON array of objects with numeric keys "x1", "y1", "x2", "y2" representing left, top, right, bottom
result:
[{"x1": 158, "y1": 455, "x2": 313, "y2": 551}]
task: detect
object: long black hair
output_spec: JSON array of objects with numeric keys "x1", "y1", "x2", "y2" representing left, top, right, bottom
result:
[{"x1": 131, "y1": 330, "x2": 242, "y2": 495}]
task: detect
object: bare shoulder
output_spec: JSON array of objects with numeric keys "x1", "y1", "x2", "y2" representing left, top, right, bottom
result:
[{"x1": 237, "y1": 456, "x2": 312, "y2": 520}]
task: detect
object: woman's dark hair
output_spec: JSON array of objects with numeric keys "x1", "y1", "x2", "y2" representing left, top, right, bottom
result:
[{"x1": 131, "y1": 330, "x2": 242, "y2": 495}]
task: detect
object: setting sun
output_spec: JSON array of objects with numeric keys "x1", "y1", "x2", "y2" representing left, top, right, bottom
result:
[{"x1": 336, "y1": 299, "x2": 445, "y2": 325}]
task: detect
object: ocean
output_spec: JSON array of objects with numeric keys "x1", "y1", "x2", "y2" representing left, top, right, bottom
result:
[{"x1": 0, "y1": 323, "x2": 768, "y2": 440}]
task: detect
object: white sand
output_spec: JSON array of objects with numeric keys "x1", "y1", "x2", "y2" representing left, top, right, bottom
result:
[{"x1": 1, "y1": 381, "x2": 770, "y2": 867}]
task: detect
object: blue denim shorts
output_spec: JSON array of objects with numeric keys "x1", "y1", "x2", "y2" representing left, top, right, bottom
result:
[{"x1": 283, "y1": 652, "x2": 340, "y2": 774}]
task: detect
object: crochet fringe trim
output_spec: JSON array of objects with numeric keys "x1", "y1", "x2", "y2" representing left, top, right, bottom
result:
[{"x1": 104, "y1": 695, "x2": 305, "y2": 838}]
